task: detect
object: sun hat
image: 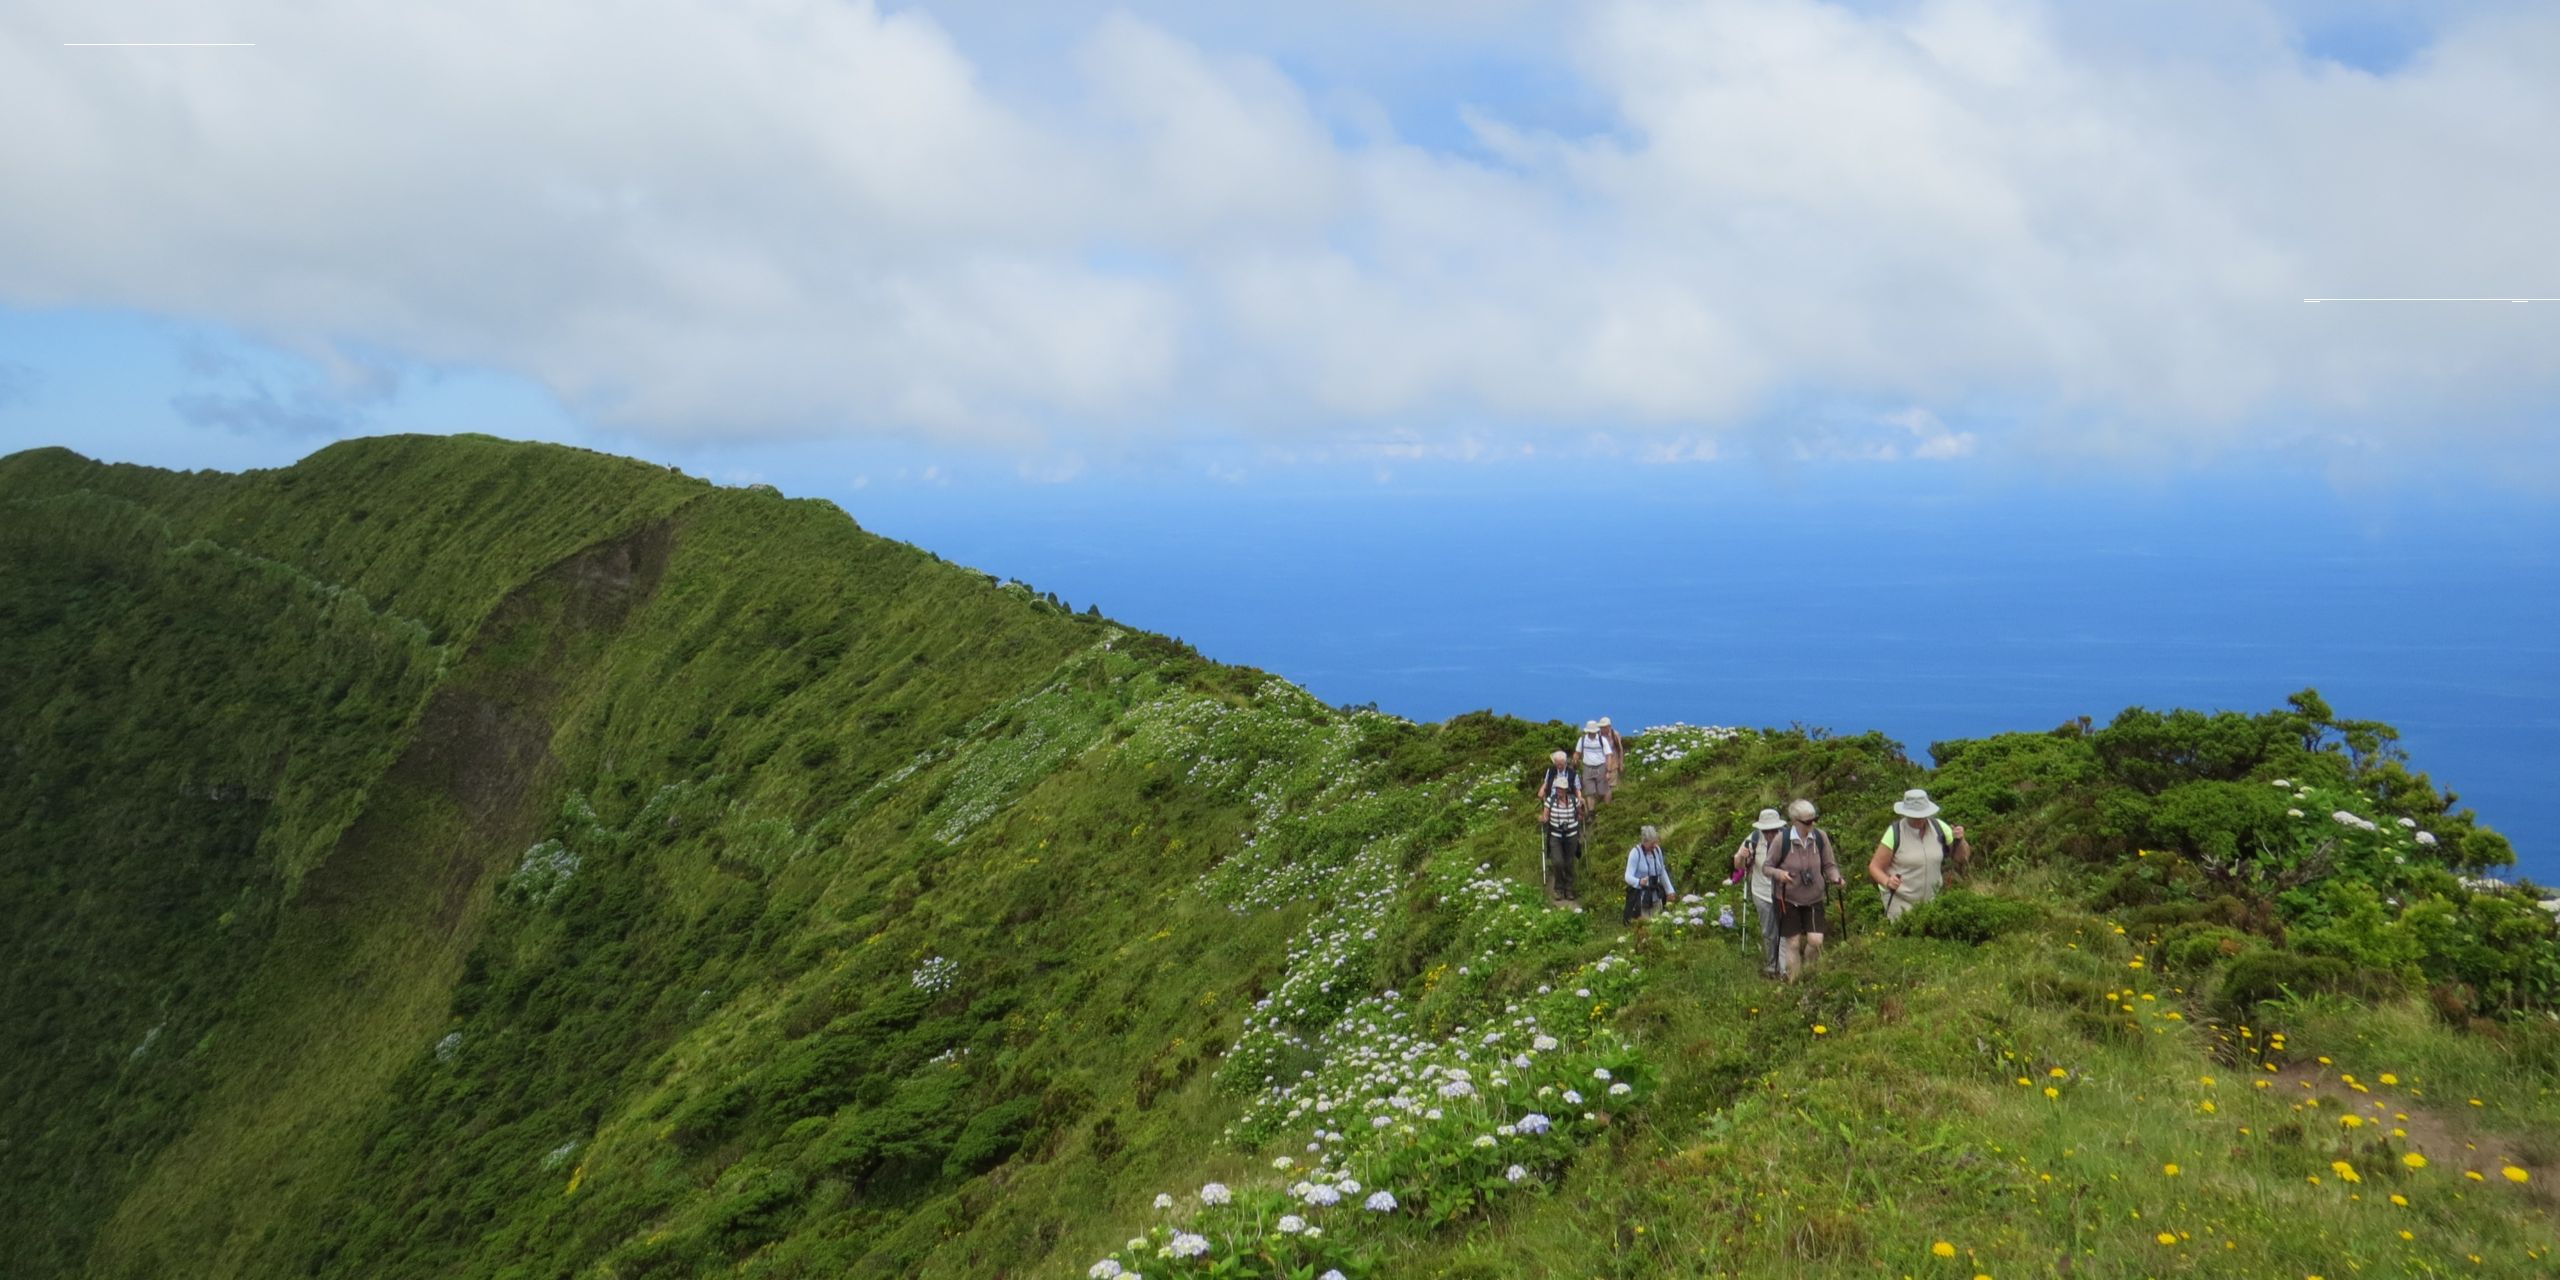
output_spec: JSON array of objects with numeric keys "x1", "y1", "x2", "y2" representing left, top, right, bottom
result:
[
  {"x1": 1599, "y1": 716, "x2": 1612, "y2": 727},
  {"x1": 1893, "y1": 788, "x2": 1942, "y2": 819},
  {"x1": 1752, "y1": 807, "x2": 1786, "y2": 830},
  {"x1": 1583, "y1": 720, "x2": 1599, "y2": 732}
]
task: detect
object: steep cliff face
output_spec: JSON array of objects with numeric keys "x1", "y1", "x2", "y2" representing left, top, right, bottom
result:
[{"x1": 3, "y1": 438, "x2": 2550, "y2": 1280}]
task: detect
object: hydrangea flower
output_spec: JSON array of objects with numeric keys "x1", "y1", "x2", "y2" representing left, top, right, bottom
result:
[
  {"x1": 1089, "y1": 1261, "x2": 1123, "y2": 1279},
  {"x1": 1592, "y1": 1067, "x2": 1612, "y2": 1081},
  {"x1": 1169, "y1": 1232, "x2": 1210, "y2": 1259},
  {"x1": 1517, "y1": 1113, "x2": 1552, "y2": 1135},
  {"x1": 1366, "y1": 1191, "x2": 1398, "y2": 1212},
  {"x1": 1507, "y1": 1163, "x2": 1529, "y2": 1182},
  {"x1": 1609, "y1": 1082, "x2": 1633, "y2": 1096},
  {"x1": 1563, "y1": 1089, "x2": 1584, "y2": 1106},
  {"x1": 1152, "y1": 1193, "x2": 1173, "y2": 1210},
  {"x1": 1533, "y1": 1034, "x2": 1559, "y2": 1051},
  {"x1": 1277, "y1": 1214, "x2": 1305, "y2": 1235},
  {"x1": 1302, "y1": 1183, "x2": 1342, "y2": 1207},
  {"x1": 1200, "y1": 1182, "x2": 1232, "y2": 1206}
]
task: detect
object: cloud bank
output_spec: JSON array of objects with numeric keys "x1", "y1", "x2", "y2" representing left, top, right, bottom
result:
[{"x1": 3, "y1": 0, "x2": 2554, "y2": 458}]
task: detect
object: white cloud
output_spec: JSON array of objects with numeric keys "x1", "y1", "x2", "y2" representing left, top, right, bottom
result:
[{"x1": 2, "y1": 0, "x2": 2555, "y2": 463}]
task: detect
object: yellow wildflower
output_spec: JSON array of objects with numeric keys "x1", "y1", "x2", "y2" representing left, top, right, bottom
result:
[
  {"x1": 1813, "y1": 1024, "x2": 1828, "y2": 1035},
  {"x1": 2332, "y1": 1161, "x2": 2360, "y2": 1183},
  {"x1": 1933, "y1": 1241, "x2": 1957, "y2": 1258},
  {"x1": 2155, "y1": 1232, "x2": 2178, "y2": 1245},
  {"x1": 2163, "y1": 1163, "x2": 2181, "y2": 1177},
  {"x1": 2403, "y1": 1152, "x2": 2427, "y2": 1170},
  {"x1": 2049, "y1": 1067, "x2": 2068, "y2": 1078},
  {"x1": 2389, "y1": 1194, "x2": 2408, "y2": 1206},
  {"x1": 2379, "y1": 1073, "x2": 2399, "y2": 1085},
  {"x1": 2504, "y1": 1165, "x2": 2531, "y2": 1184},
  {"x1": 2043, "y1": 1086, "x2": 2059, "y2": 1100}
]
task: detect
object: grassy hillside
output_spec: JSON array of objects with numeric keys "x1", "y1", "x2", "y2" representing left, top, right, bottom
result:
[{"x1": 2, "y1": 437, "x2": 2553, "y2": 1279}]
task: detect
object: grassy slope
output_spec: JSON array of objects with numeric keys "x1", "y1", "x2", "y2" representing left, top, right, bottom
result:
[{"x1": 1, "y1": 437, "x2": 2551, "y2": 1279}]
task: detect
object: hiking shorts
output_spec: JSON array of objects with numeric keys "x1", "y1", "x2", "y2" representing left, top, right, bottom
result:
[
  {"x1": 1581, "y1": 762, "x2": 1609, "y2": 799},
  {"x1": 1776, "y1": 899, "x2": 1825, "y2": 938}
]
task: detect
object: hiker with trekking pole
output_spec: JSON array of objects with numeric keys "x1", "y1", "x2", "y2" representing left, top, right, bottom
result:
[
  {"x1": 1731, "y1": 808, "x2": 1788, "y2": 978},
  {"x1": 1869, "y1": 788, "x2": 1969, "y2": 921},
  {"x1": 1535, "y1": 750, "x2": 1589, "y2": 909},
  {"x1": 1759, "y1": 800, "x2": 1843, "y2": 982}
]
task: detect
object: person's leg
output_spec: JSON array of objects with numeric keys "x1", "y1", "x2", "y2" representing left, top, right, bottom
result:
[
  {"x1": 1562, "y1": 835, "x2": 1581, "y2": 902},
  {"x1": 1758, "y1": 899, "x2": 1782, "y2": 976},
  {"x1": 1544, "y1": 831, "x2": 1567, "y2": 900},
  {"x1": 1803, "y1": 931, "x2": 1826, "y2": 971}
]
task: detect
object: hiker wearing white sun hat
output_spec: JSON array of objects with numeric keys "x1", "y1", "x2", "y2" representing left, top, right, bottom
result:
[
  {"x1": 1576, "y1": 720, "x2": 1612, "y2": 804},
  {"x1": 1597, "y1": 716, "x2": 1624, "y2": 792},
  {"x1": 1870, "y1": 788, "x2": 1969, "y2": 920},
  {"x1": 1732, "y1": 807, "x2": 1790, "y2": 977}
]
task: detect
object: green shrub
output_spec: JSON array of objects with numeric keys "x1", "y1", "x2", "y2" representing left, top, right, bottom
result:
[
  {"x1": 2159, "y1": 923, "x2": 2257, "y2": 974},
  {"x1": 2212, "y1": 950, "x2": 2400, "y2": 1021},
  {"x1": 942, "y1": 1095, "x2": 1040, "y2": 1177},
  {"x1": 1893, "y1": 890, "x2": 2042, "y2": 944}
]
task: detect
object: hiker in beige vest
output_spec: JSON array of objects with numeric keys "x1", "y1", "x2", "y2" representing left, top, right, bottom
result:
[{"x1": 1869, "y1": 788, "x2": 1969, "y2": 921}]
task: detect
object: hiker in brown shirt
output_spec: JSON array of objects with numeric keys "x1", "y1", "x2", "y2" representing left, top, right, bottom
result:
[{"x1": 1758, "y1": 799, "x2": 1844, "y2": 981}]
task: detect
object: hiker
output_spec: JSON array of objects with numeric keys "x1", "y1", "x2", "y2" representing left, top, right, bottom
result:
[
  {"x1": 1598, "y1": 716, "x2": 1625, "y2": 792},
  {"x1": 1870, "y1": 787, "x2": 1969, "y2": 921},
  {"x1": 1731, "y1": 807, "x2": 1789, "y2": 977},
  {"x1": 1577, "y1": 720, "x2": 1612, "y2": 805},
  {"x1": 1622, "y1": 825, "x2": 1674, "y2": 923},
  {"x1": 1760, "y1": 799, "x2": 1843, "y2": 981},
  {"x1": 1536, "y1": 750, "x2": 1588, "y2": 906}
]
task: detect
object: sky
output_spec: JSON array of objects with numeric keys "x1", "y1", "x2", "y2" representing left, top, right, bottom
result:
[{"x1": 2, "y1": 1, "x2": 2555, "y2": 868}]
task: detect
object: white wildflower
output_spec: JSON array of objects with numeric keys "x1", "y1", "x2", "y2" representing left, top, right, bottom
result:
[
  {"x1": 1365, "y1": 1191, "x2": 1398, "y2": 1212},
  {"x1": 1200, "y1": 1182, "x2": 1231, "y2": 1206}
]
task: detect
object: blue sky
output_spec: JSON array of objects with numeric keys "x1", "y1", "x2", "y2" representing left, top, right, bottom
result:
[{"x1": 3, "y1": 2, "x2": 2556, "y2": 868}]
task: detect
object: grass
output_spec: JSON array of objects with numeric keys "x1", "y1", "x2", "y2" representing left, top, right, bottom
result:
[{"x1": 2, "y1": 435, "x2": 2552, "y2": 1279}]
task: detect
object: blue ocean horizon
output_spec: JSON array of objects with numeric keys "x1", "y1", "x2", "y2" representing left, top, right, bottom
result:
[{"x1": 852, "y1": 460, "x2": 2557, "y2": 883}]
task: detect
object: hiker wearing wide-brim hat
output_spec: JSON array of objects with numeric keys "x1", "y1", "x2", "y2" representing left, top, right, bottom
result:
[
  {"x1": 1731, "y1": 807, "x2": 1789, "y2": 978},
  {"x1": 1598, "y1": 716, "x2": 1625, "y2": 791},
  {"x1": 1869, "y1": 788, "x2": 1969, "y2": 922},
  {"x1": 1761, "y1": 800, "x2": 1843, "y2": 981},
  {"x1": 1576, "y1": 720, "x2": 1613, "y2": 805}
]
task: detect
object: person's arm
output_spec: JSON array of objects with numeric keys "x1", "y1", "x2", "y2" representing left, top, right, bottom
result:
[
  {"x1": 1733, "y1": 840, "x2": 1752, "y2": 873},
  {"x1": 1869, "y1": 843, "x2": 1900, "y2": 889},
  {"x1": 1624, "y1": 848, "x2": 1645, "y2": 888},
  {"x1": 1820, "y1": 832, "x2": 1844, "y2": 885}
]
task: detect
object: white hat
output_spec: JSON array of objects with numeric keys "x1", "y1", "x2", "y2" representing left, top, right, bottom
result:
[
  {"x1": 1752, "y1": 807, "x2": 1786, "y2": 831},
  {"x1": 1583, "y1": 720, "x2": 1599, "y2": 732},
  {"x1": 1599, "y1": 716, "x2": 1612, "y2": 727},
  {"x1": 1893, "y1": 788, "x2": 1942, "y2": 819}
]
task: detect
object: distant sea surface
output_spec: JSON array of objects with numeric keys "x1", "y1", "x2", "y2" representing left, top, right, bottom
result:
[{"x1": 855, "y1": 467, "x2": 2558, "y2": 882}]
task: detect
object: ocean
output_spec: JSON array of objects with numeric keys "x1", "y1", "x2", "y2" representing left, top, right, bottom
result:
[{"x1": 850, "y1": 463, "x2": 2558, "y2": 882}]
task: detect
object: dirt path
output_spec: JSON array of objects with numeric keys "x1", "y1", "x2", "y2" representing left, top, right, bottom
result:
[{"x1": 2270, "y1": 1061, "x2": 2554, "y2": 1215}]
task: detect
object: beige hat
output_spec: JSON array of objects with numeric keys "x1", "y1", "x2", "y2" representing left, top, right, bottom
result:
[
  {"x1": 1583, "y1": 719, "x2": 1599, "y2": 732},
  {"x1": 1753, "y1": 807, "x2": 1786, "y2": 830},
  {"x1": 1599, "y1": 716, "x2": 1612, "y2": 727},
  {"x1": 1893, "y1": 788, "x2": 1942, "y2": 819}
]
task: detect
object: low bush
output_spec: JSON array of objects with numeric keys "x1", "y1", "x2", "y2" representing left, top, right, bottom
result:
[{"x1": 1893, "y1": 890, "x2": 2042, "y2": 944}]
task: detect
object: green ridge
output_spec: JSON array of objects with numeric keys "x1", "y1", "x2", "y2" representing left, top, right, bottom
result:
[{"x1": 1, "y1": 437, "x2": 2551, "y2": 1279}]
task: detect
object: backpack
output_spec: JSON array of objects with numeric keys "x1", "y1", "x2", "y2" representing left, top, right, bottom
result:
[
  {"x1": 1882, "y1": 818, "x2": 1955, "y2": 854},
  {"x1": 1771, "y1": 827, "x2": 1832, "y2": 903}
]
